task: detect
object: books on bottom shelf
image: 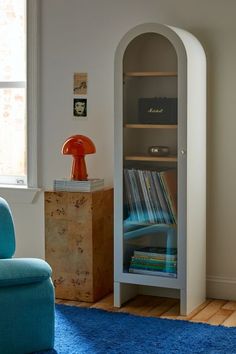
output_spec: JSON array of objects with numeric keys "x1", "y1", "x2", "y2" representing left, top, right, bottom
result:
[
  {"x1": 54, "y1": 178, "x2": 104, "y2": 192},
  {"x1": 129, "y1": 246, "x2": 177, "y2": 278},
  {"x1": 134, "y1": 246, "x2": 177, "y2": 260},
  {"x1": 129, "y1": 267, "x2": 177, "y2": 278}
]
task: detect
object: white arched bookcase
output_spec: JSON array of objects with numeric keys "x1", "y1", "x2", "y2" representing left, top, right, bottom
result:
[{"x1": 114, "y1": 23, "x2": 206, "y2": 315}]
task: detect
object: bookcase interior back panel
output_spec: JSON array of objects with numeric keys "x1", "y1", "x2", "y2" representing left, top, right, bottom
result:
[
  {"x1": 123, "y1": 33, "x2": 177, "y2": 125},
  {"x1": 121, "y1": 32, "x2": 178, "y2": 285},
  {"x1": 123, "y1": 129, "x2": 177, "y2": 157},
  {"x1": 123, "y1": 33, "x2": 177, "y2": 72}
]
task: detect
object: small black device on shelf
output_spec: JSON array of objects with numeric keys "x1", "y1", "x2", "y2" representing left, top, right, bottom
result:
[{"x1": 138, "y1": 97, "x2": 177, "y2": 124}]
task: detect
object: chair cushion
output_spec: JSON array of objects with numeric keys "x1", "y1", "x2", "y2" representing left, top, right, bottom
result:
[
  {"x1": 0, "y1": 197, "x2": 15, "y2": 259},
  {"x1": 0, "y1": 258, "x2": 52, "y2": 287}
]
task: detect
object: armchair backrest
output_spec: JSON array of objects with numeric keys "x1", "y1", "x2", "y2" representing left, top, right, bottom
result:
[{"x1": 0, "y1": 197, "x2": 15, "y2": 259}]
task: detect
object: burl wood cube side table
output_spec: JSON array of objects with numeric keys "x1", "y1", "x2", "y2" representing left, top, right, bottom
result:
[{"x1": 45, "y1": 188, "x2": 113, "y2": 302}]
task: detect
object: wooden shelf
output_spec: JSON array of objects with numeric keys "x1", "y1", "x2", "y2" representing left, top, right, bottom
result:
[
  {"x1": 125, "y1": 155, "x2": 177, "y2": 162},
  {"x1": 124, "y1": 71, "x2": 177, "y2": 77},
  {"x1": 124, "y1": 124, "x2": 177, "y2": 129}
]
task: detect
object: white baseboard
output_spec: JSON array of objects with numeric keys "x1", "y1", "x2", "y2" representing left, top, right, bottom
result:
[
  {"x1": 140, "y1": 276, "x2": 236, "y2": 301},
  {"x1": 206, "y1": 275, "x2": 236, "y2": 300}
]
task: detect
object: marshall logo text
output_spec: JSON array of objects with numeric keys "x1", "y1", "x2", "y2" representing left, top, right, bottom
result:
[{"x1": 148, "y1": 108, "x2": 164, "y2": 113}]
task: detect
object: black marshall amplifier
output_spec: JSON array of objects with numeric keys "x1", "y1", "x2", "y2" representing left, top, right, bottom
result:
[{"x1": 138, "y1": 97, "x2": 177, "y2": 124}]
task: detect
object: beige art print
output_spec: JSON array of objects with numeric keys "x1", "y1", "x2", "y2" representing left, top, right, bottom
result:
[{"x1": 74, "y1": 73, "x2": 88, "y2": 95}]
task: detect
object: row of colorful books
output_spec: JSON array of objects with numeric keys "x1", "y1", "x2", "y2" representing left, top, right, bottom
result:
[
  {"x1": 129, "y1": 246, "x2": 177, "y2": 278},
  {"x1": 53, "y1": 178, "x2": 104, "y2": 192},
  {"x1": 124, "y1": 168, "x2": 177, "y2": 224}
]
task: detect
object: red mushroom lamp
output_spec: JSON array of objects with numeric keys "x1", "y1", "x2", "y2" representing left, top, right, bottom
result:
[{"x1": 62, "y1": 135, "x2": 96, "y2": 180}]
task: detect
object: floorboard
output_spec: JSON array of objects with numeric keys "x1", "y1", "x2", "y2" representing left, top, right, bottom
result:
[{"x1": 57, "y1": 294, "x2": 236, "y2": 327}]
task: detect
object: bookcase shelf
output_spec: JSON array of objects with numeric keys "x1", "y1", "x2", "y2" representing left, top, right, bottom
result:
[
  {"x1": 114, "y1": 23, "x2": 206, "y2": 315},
  {"x1": 125, "y1": 155, "x2": 177, "y2": 162},
  {"x1": 124, "y1": 71, "x2": 177, "y2": 77},
  {"x1": 124, "y1": 222, "x2": 176, "y2": 240},
  {"x1": 124, "y1": 124, "x2": 177, "y2": 129},
  {"x1": 120, "y1": 271, "x2": 180, "y2": 289}
]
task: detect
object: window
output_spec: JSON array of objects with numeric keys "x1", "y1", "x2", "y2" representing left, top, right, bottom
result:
[{"x1": 0, "y1": 0, "x2": 38, "y2": 188}]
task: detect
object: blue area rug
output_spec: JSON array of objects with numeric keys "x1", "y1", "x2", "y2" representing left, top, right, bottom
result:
[{"x1": 37, "y1": 304, "x2": 236, "y2": 354}]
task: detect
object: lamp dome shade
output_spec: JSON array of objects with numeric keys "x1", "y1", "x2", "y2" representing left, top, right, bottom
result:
[{"x1": 62, "y1": 135, "x2": 96, "y2": 156}]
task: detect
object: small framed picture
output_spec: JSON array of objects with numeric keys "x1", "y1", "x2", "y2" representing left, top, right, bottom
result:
[
  {"x1": 73, "y1": 98, "x2": 87, "y2": 118},
  {"x1": 74, "y1": 73, "x2": 87, "y2": 95}
]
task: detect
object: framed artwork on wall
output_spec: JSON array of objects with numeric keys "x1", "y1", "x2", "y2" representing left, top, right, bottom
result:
[
  {"x1": 73, "y1": 98, "x2": 87, "y2": 118},
  {"x1": 73, "y1": 73, "x2": 88, "y2": 119},
  {"x1": 74, "y1": 73, "x2": 87, "y2": 95}
]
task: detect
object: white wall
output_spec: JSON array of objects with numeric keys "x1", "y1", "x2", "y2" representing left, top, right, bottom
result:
[{"x1": 10, "y1": 0, "x2": 236, "y2": 299}]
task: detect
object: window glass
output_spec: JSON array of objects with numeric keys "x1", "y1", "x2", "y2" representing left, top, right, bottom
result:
[{"x1": 0, "y1": 0, "x2": 26, "y2": 185}]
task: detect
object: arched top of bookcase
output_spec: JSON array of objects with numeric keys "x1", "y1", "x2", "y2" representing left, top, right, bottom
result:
[
  {"x1": 115, "y1": 22, "x2": 206, "y2": 69},
  {"x1": 114, "y1": 22, "x2": 206, "y2": 141}
]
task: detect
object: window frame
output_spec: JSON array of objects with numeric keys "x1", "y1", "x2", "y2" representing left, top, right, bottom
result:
[
  {"x1": 0, "y1": 0, "x2": 40, "y2": 203},
  {"x1": 27, "y1": 0, "x2": 38, "y2": 189}
]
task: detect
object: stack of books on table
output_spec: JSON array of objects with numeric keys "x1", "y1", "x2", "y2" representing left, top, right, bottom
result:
[
  {"x1": 53, "y1": 178, "x2": 104, "y2": 192},
  {"x1": 129, "y1": 246, "x2": 177, "y2": 278}
]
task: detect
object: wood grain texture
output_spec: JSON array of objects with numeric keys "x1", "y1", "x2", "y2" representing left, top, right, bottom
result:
[
  {"x1": 188, "y1": 300, "x2": 227, "y2": 323},
  {"x1": 160, "y1": 303, "x2": 180, "y2": 318},
  {"x1": 208, "y1": 309, "x2": 233, "y2": 326},
  {"x1": 147, "y1": 298, "x2": 179, "y2": 317},
  {"x1": 58, "y1": 295, "x2": 236, "y2": 327},
  {"x1": 222, "y1": 301, "x2": 236, "y2": 311},
  {"x1": 45, "y1": 189, "x2": 113, "y2": 302},
  {"x1": 124, "y1": 71, "x2": 177, "y2": 77},
  {"x1": 176, "y1": 300, "x2": 212, "y2": 321},
  {"x1": 222, "y1": 311, "x2": 236, "y2": 327},
  {"x1": 125, "y1": 155, "x2": 177, "y2": 162},
  {"x1": 124, "y1": 124, "x2": 177, "y2": 129}
]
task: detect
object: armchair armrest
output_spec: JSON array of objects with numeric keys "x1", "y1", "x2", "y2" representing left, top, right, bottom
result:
[{"x1": 0, "y1": 258, "x2": 52, "y2": 287}]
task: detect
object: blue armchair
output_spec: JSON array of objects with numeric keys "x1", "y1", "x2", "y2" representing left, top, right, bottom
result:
[{"x1": 0, "y1": 197, "x2": 55, "y2": 354}]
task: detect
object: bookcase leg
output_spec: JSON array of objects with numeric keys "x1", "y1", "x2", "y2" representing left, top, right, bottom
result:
[
  {"x1": 180, "y1": 289, "x2": 187, "y2": 315},
  {"x1": 180, "y1": 288, "x2": 205, "y2": 316},
  {"x1": 114, "y1": 282, "x2": 138, "y2": 307},
  {"x1": 114, "y1": 282, "x2": 121, "y2": 307}
]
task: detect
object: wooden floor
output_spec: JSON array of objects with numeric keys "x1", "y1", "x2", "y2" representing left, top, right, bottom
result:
[{"x1": 56, "y1": 294, "x2": 236, "y2": 327}]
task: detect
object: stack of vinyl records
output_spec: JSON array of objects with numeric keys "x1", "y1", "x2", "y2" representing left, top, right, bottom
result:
[
  {"x1": 129, "y1": 246, "x2": 177, "y2": 278},
  {"x1": 124, "y1": 168, "x2": 177, "y2": 225},
  {"x1": 53, "y1": 178, "x2": 104, "y2": 192}
]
